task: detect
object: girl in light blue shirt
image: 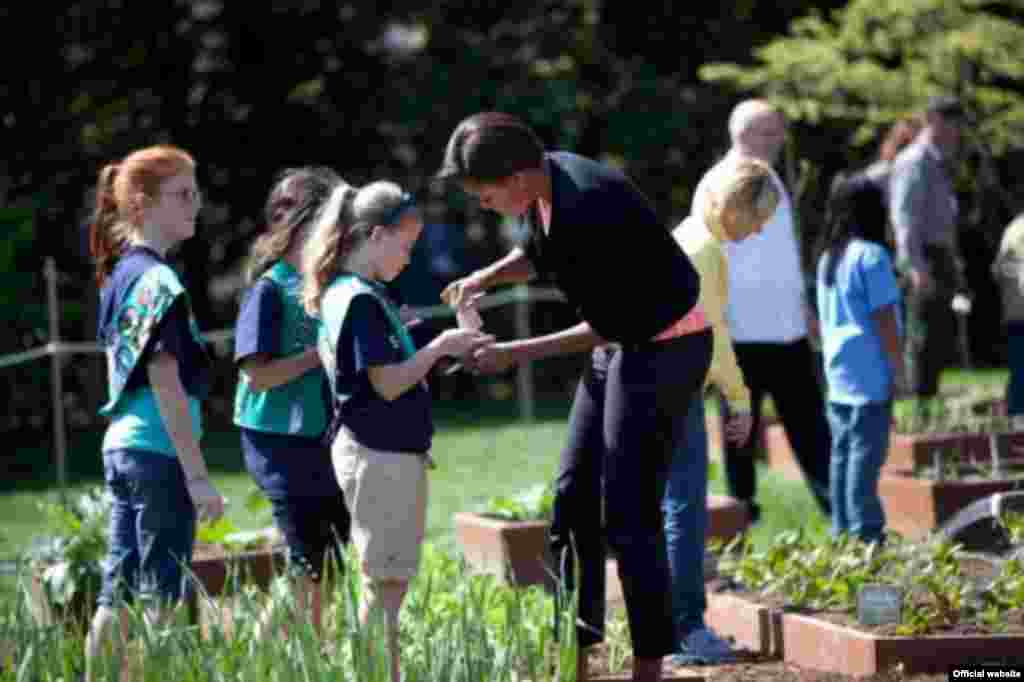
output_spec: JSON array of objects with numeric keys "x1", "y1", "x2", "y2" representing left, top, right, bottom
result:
[{"x1": 816, "y1": 175, "x2": 904, "y2": 543}]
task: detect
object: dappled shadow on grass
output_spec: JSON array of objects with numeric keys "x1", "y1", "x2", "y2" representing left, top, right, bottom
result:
[{"x1": 2, "y1": 398, "x2": 573, "y2": 492}]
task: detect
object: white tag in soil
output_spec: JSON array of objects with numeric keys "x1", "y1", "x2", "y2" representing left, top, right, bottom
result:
[{"x1": 857, "y1": 584, "x2": 903, "y2": 626}]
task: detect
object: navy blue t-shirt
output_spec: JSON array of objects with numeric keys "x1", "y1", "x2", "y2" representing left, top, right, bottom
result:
[
  {"x1": 97, "y1": 247, "x2": 209, "y2": 399},
  {"x1": 523, "y1": 152, "x2": 700, "y2": 344},
  {"x1": 234, "y1": 278, "x2": 281, "y2": 362},
  {"x1": 331, "y1": 293, "x2": 433, "y2": 454}
]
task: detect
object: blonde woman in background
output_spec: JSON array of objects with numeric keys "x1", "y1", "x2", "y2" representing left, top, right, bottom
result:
[{"x1": 664, "y1": 158, "x2": 780, "y2": 665}]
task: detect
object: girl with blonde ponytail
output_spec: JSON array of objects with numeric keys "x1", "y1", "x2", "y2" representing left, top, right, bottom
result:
[
  {"x1": 304, "y1": 180, "x2": 492, "y2": 682},
  {"x1": 301, "y1": 182, "x2": 359, "y2": 316}
]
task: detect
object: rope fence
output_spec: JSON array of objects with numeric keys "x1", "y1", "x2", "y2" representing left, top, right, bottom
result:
[
  {"x1": 3, "y1": 258, "x2": 570, "y2": 499},
  {"x1": 0, "y1": 285, "x2": 568, "y2": 369}
]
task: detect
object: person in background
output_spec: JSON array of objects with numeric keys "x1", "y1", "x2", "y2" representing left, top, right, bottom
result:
[
  {"x1": 888, "y1": 95, "x2": 968, "y2": 405},
  {"x1": 816, "y1": 175, "x2": 903, "y2": 544},
  {"x1": 233, "y1": 166, "x2": 351, "y2": 637},
  {"x1": 864, "y1": 118, "x2": 923, "y2": 198},
  {"x1": 665, "y1": 157, "x2": 779, "y2": 665},
  {"x1": 992, "y1": 212, "x2": 1024, "y2": 416},
  {"x1": 692, "y1": 98, "x2": 832, "y2": 523},
  {"x1": 303, "y1": 180, "x2": 491, "y2": 682},
  {"x1": 85, "y1": 145, "x2": 224, "y2": 681}
]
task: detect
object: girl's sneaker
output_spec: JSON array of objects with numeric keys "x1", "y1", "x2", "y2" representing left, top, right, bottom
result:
[{"x1": 670, "y1": 627, "x2": 735, "y2": 666}]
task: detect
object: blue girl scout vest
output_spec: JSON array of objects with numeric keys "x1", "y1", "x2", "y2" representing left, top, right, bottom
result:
[
  {"x1": 318, "y1": 273, "x2": 417, "y2": 414},
  {"x1": 233, "y1": 261, "x2": 328, "y2": 438},
  {"x1": 99, "y1": 260, "x2": 208, "y2": 417}
]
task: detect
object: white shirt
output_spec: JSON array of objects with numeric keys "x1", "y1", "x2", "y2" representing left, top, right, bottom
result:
[{"x1": 691, "y1": 151, "x2": 808, "y2": 343}]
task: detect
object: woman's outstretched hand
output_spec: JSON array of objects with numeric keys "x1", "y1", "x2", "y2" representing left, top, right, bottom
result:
[
  {"x1": 471, "y1": 343, "x2": 517, "y2": 375},
  {"x1": 433, "y1": 328, "x2": 495, "y2": 359}
]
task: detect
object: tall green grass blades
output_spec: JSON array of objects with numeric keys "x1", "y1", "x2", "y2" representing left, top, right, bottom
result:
[{"x1": 0, "y1": 540, "x2": 597, "y2": 680}]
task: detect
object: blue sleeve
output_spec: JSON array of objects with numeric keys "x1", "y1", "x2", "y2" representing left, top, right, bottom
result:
[
  {"x1": 860, "y1": 246, "x2": 901, "y2": 313},
  {"x1": 147, "y1": 297, "x2": 192, "y2": 366},
  {"x1": 234, "y1": 279, "x2": 282, "y2": 363},
  {"x1": 347, "y1": 294, "x2": 402, "y2": 373}
]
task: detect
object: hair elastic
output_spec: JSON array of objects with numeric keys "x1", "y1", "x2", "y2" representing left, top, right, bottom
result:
[{"x1": 379, "y1": 191, "x2": 417, "y2": 227}]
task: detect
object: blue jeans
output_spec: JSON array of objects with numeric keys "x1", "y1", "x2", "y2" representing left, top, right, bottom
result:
[
  {"x1": 825, "y1": 402, "x2": 890, "y2": 543},
  {"x1": 662, "y1": 394, "x2": 708, "y2": 640},
  {"x1": 98, "y1": 449, "x2": 197, "y2": 607},
  {"x1": 1006, "y1": 322, "x2": 1024, "y2": 416}
]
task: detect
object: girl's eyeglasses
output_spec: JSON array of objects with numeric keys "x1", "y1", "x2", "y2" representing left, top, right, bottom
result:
[{"x1": 165, "y1": 187, "x2": 203, "y2": 205}]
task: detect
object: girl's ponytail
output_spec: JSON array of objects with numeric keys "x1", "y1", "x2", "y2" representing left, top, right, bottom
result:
[
  {"x1": 89, "y1": 163, "x2": 124, "y2": 287},
  {"x1": 246, "y1": 167, "x2": 343, "y2": 285},
  {"x1": 301, "y1": 183, "x2": 359, "y2": 316}
]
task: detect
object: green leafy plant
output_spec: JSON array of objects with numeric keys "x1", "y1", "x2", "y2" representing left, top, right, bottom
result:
[
  {"x1": 717, "y1": 529, "x2": 1014, "y2": 636},
  {"x1": 196, "y1": 485, "x2": 276, "y2": 552},
  {"x1": 480, "y1": 483, "x2": 554, "y2": 522},
  {"x1": 998, "y1": 511, "x2": 1024, "y2": 546},
  {"x1": 23, "y1": 487, "x2": 110, "y2": 610}
]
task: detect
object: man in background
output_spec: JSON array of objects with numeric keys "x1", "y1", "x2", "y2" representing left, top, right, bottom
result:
[
  {"x1": 888, "y1": 95, "x2": 967, "y2": 403},
  {"x1": 691, "y1": 99, "x2": 832, "y2": 522}
]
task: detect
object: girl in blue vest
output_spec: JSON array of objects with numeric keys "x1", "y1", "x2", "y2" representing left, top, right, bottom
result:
[
  {"x1": 302, "y1": 180, "x2": 492, "y2": 682},
  {"x1": 85, "y1": 145, "x2": 224, "y2": 681},
  {"x1": 233, "y1": 166, "x2": 352, "y2": 637},
  {"x1": 816, "y1": 175, "x2": 904, "y2": 544}
]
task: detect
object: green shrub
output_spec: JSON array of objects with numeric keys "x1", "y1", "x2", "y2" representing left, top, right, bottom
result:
[{"x1": 480, "y1": 483, "x2": 554, "y2": 522}]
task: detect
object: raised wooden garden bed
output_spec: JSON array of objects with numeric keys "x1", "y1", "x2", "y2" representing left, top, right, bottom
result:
[
  {"x1": 589, "y1": 673, "x2": 705, "y2": 682},
  {"x1": 703, "y1": 588, "x2": 783, "y2": 658},
  {"x1": 186, "y1": 542, "x2": 289, "y2": 622},
  {"x1": 25, "y1": 541, "x2": 288, "y2": 631},
  {"x1": 190, "y1": 542, "x2": 288, "y2": 596},
  {"x1": 766, "y1": 421, "x2": 1024, "y2": 480},
  {"x1": 453, "y1": 512, "x2": 555, "y2": 589},
  {"x1": 456, "y1": 496, "x2": 748, "y2": 593},
  {"x1": 780, "y1": 610, "x2": 1024, "y2": 676},
  {"x1": 878, "y1": 470, "x2": 1023, "y2": 541},
  {"x1": 886, "y1": 430, "x2": 1024, "y2": 471},
  {"x1": 707, "y1": 536, "x2": 1024, "y2": 677}
]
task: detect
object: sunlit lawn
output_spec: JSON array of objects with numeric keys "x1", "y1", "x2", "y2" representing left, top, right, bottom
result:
[{"x1": 1, "y1": 366, "x2": 1008, "y2": 583}]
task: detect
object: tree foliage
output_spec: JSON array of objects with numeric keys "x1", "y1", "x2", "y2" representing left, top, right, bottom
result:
[{"x1": 699, "y1": 0, "x2": 1024, "y2": 153}]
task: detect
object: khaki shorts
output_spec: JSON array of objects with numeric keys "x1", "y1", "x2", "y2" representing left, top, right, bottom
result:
[{"x1": 331, "y1": 427, "x2": 428, "y2": 583}]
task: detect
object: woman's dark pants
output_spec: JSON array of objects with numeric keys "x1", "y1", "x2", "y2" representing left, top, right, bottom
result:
[{"x1": 549, "y1": 331, "x2": 712, "y2": 659}]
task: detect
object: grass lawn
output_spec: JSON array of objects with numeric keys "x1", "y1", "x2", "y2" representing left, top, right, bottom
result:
[
  {"x1": 1, "y1": 367, "x2": 1007, "y2": 570},
  {"x1": 0, "y1": 398, "x2": 572, "y2": 565}
]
